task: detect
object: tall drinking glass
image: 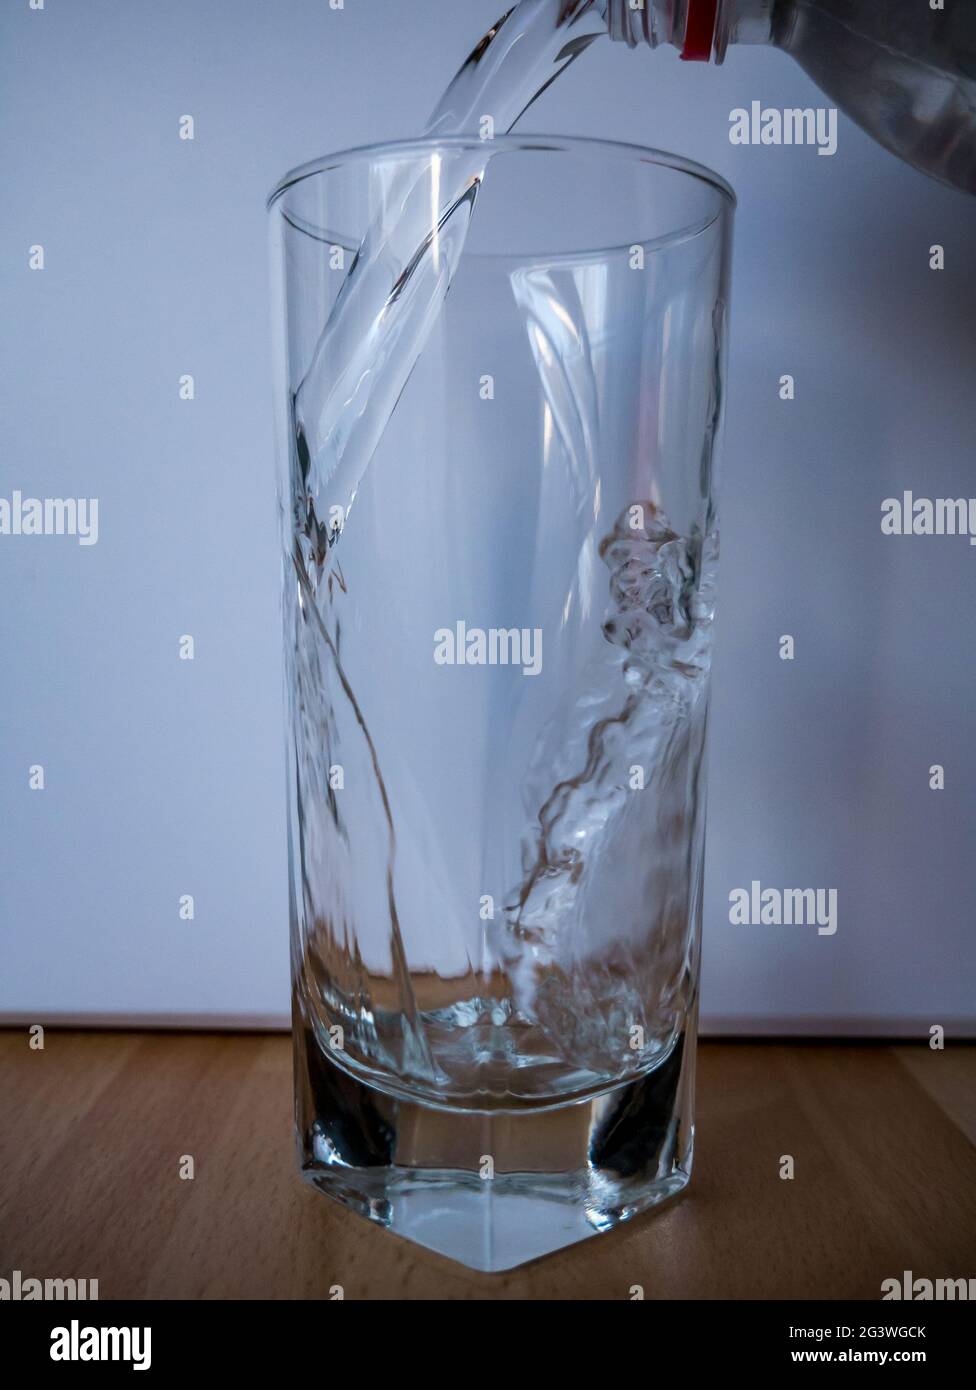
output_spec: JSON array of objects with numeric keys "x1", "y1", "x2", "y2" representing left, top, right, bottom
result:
[{"x1": 269, "y1": 136, "x2": 734, "y2": 1271}]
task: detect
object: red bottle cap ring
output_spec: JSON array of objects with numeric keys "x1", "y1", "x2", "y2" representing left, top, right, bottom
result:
[{"x1": 681, "y1": 0, "x2": 719, "y2": 60}]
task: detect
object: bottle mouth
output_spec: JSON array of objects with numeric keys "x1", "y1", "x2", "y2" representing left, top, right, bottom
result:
[
  {"x1": 605, "y1": 0, "x2": 718, "y2": 60},
  {"x1": 605, "y1": 0, "x2": 653, "y2": 47}
]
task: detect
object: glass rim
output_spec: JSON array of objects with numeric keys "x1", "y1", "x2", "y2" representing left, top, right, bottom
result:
[{"x1": 266, "y1": 132, "x2": 737, "y2": 214}]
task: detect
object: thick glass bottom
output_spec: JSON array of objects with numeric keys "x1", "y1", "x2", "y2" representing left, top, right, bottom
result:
[{"x1": 294, "y1": 999, "x2": 698, "y2": 1271}]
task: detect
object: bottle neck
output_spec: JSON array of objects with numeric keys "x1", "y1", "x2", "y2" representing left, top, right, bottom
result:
[{"x1": 604, "y1": 0, "x2": 777, "y2": 63}]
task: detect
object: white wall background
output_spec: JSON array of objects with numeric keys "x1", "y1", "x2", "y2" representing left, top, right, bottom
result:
[{"x1": 1, "y1": 0, "x2": 973, "y2": 1033}]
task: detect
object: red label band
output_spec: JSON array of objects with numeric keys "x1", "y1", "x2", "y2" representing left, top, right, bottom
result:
[{"x1": 681, "y1": 0, "x2": 719, "y2": 60}]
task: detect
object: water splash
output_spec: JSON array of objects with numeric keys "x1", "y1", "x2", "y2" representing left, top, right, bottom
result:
[{"x1": 497, "y1": 502, "x2": 715, "y2": 1069}]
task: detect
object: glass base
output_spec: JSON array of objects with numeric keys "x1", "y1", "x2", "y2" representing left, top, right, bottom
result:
[{"x1": 294, "y1": 1002, "x2": 697, "y2": 1272}]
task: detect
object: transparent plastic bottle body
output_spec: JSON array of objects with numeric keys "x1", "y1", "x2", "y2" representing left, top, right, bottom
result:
[{"x1": 607, "y1": 0, "x2": 976, "y2": 193}]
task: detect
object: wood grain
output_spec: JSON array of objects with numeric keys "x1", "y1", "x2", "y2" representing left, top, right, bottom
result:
[{"x1": 1, "y1": 1031, "x2": 973, "y2": 1300}]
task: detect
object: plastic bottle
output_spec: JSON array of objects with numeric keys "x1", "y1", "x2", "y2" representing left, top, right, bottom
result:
[{"x1": 605, "y1": 0, "x2": 976, "y2": 193}]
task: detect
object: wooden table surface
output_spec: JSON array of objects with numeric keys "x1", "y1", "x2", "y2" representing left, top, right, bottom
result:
[{"x1": 1, "y1": 1031, "x2": 973, "y2": 1300}]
